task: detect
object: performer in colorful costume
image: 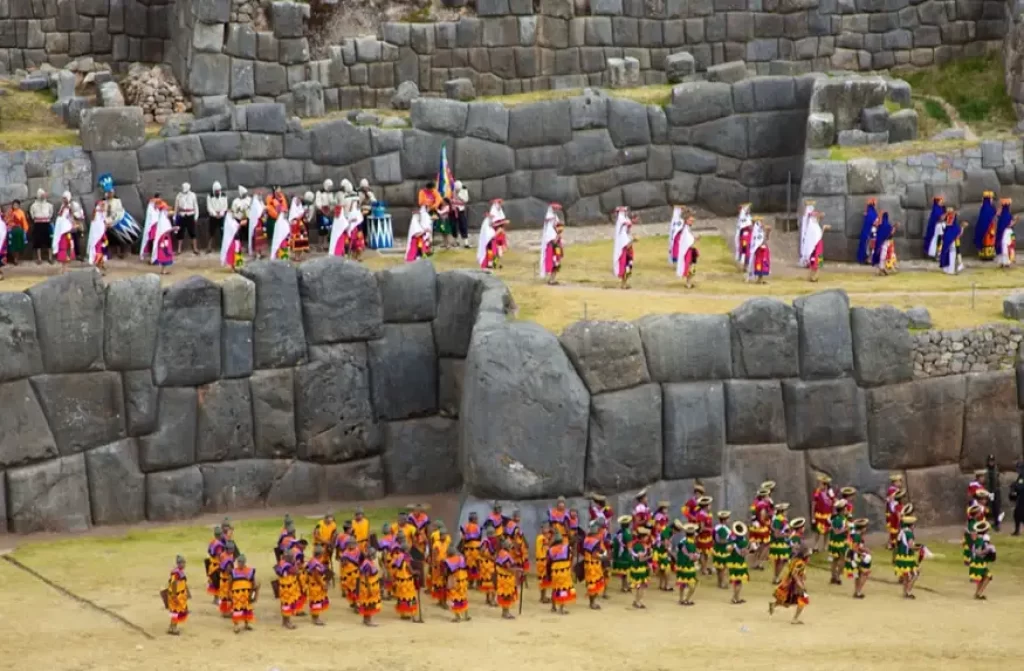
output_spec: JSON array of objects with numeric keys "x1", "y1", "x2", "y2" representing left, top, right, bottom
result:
[
  {"x1": 857, "y1": 197, "x2": 879, "y2": 264},
  {"x1": 230, "y1": 554, "x2": 257, "y2": 633},
  {"x1": 728, "y1": 522, "x2": 750, "y2": 604},
  {"x1": 995, "y1": 198, "x2": 1016, "y2": 268},
  {"x1": 675, "y1": 522, "x2": 700, "y2": 606},
  {"x1": 539, "y1": 204, "x2": 564, "y2": 285},
  {"x1": 811, "y1": 473, "x2": 834, "y2": 553},
  {"x1": 968, "y1": 520, "x2": 995, "y2": 600},
  {"x1": 770, "y1": 546, "x2": 809, "y2": 624},
  {"x1": 747, "y1": 217, "x2": 771, "y2": 283},
  {"x1": 799, "y1": 202, "x2": 830, "y2": 282},
  {"x1": 828, "y1": 499, "x2": 850, "y2": 585},
  {"x1": 675, "y1": 210, "x2": 699, "y2": 288},
  {"x1": 444, "y1": 547, "x2": 471, "y2": 622},
  {"x1": 846, "y1": 518, "x2": 872, "y2": 599},
  {"x1": 477, "y1": 200, "x2": 508, "y2": 270},
  {"x1": 769, "y1": 501, "x2": 792, "y2": 584},
  {"x1": 975, "y1": 190, "x2": 997, "y2": 260},
  {"x1": 495, "y1": 537, "x2": 520, "y2": 619},
  {"x1": 165, "y1": 556, "x2": 189, "y2": 635},
  {"x1": 712, "y1": 510, "x2": 732, "y2": 588},
  {"x1": 939, "y1": 209, "x2": 966, "y2": 275},
  {"x1": 924, "y1": 196, "x2": 945, "y2": 259},
  {"x1": 306, "y1": 546, "x2": 330, "y2": 625},
  {"x1": 404, "y1": 207, "x2": 432, "y2": 261},
  {"x1": 893, "y1": 515, "x2": 922, "y2": 599},
  {"x1": 612, "y1": 207, "x2": 634, "y2": 289},
  {"x1": 546, "y1": 532, "x2": 575, "y2": 614},
  {"x1": 581, "y1": 521, "x2": 606, "y2": 609},
  {"x1": 734, "y1": 202, "x2": 753, "y2": 268},
  {"x1": 871, "y1": 211, "x2": 897, "y2": 275},
  {"x1": 629, "y1": 527, "x2": 651, "y2": 609}
]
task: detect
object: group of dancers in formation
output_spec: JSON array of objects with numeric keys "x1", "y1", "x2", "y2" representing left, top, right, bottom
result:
[
  {"x1": 854, "y1": 192, "x2": 1018, "y2": 275},
  {"x1": 161, "y1": 470, "x2": 1000, "y2": 635}
]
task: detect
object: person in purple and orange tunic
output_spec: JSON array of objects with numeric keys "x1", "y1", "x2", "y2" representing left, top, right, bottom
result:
[
  {"x1": 445, "y1": 547, "x2": 471, "y2": 622},
  {"x1": 306, "y1": 547, "x2": 330, "y2": 625},
  {"x1": 165, "y1": 556, "x2": 190, "y2": 636},
  {"x1": 230, "y1": 554, "x2": 258, "y2": 634},
  {"x1": 275, "y1": 549, "x2": 305, "y2": 630},
  {"x1": 392, "y1": 536, "x2": 422, "y2": 622},
  {"x1": 460, "y1": 511, "x2": 483, "y2": 588},
  {"x1": 217, "y1": 541, "x2": 237, "y2": 618},
  {"x1": 581, "y1": 522, "x2": 607, "y2": 610},
  {"x1": 358, "y1": 547, "x2": 383, "y2": 626},
  {"x1": 495, "y1": 538, "x2": 520, "y2": 619},
  {"x1": 338, "y1": 538, "x2": 362, "y2": 611},
  {"x1": 477, "y1": 527, "x2": 498, "y2": 606},
  {"x1": 746, "y1": 217, "x2": 771, "y2": 284},
  {"x1": 546, "y1": 532, "x2": 576, "y2": 615},
  {"x1": 205, "y1": 526, "x2": 224, "y2": 603}
]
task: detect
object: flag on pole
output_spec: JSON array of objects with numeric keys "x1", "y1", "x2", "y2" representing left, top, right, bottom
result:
[{"x1": 437, "y1": 141, "x2": 455, "y2": 200}]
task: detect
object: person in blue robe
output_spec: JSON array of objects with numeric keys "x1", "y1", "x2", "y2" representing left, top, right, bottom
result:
[{"x1": 856, "y1": 199, "x2": 878, "y2": 264}]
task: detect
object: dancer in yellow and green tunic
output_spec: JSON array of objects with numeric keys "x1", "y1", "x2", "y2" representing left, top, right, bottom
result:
[
  {"x1": 845, "y1": 518, "x2": 872, "y2": 599},
  {"x1": 728, "y1": 522, "x2": 750, "y2": 605},
  {"x1": 964, "y1": 503, "x2": 985, "y2": 566},
  {"x1": 828, "y1": 499, "x2": 850, "y2": 585},
  {"x1": 893, "y1": 515, "x2": 921, "y2": 599},
  {"x1": 769, "y1": 502, "x2": 792, "y2": 584},
  {"x1": 653, "y1": 515, "x2": 674, "y2": 592},
  {"x1": 968, "y1": 520, "x2": 995, "y2": 600},
  {"x1": 675, "y1": 521, "x2": 700, "y2": 606},
  {"x1": 165, "y1": 556, "x2": 190, "y2": 635},
  {"x1": 611, "y1": 515, "x2": 633, "y2": 592},
  {"x1": 770, "y1": 546, "x2": 809, "y2": 624},
  {"x1": 629, "y1": 527, "x2": 652, "y2": 609},
  {"x1": 712, "y1": 510, "x2": 732, "y2": 589}
]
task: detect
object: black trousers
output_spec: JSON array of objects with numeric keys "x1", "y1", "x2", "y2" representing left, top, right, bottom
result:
[
  {"x1": 176, "y1": 214, "x2": 197, "y2": 240},
  {"x1": 455, "y1": 209, "x2": 469, "y2": 239},
  {"x1": 1014, "y1": 506, "x2": 1023, "y2": 534},
  {"x1": 208, "y1": 216, "x2": 224, "y2": 246}
]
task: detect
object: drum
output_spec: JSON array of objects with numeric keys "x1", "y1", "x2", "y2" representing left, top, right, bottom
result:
[{"x1": 368, "y1": 214, "x2": 394, "y2": 249}]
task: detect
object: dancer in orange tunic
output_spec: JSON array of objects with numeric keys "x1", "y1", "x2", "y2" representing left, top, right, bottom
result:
[
  {"x1": 770, "y1": 546, "x2": 809, "y2": 624},
  {"x1": 165, "y1": 556, "x2": 190, "y2": 635},
  {"x1": 478, "y1": 527, "x2": 498, "y2": 605},
  {"x1": 230, "y1": 554, "x2": 258, "y2": 634},
  {"x1": 444, "y1": 547, "x2": 471, "y2": 622},
  {"x1": 581, "y1": 521, "x2": 607, "y2": 610},
  {"x1": 391, "y1": 536, "x2": 422, "y2": 622},
  {"x1": 358, "y1": 548, "x2": 383, "y2": 626},
  {"x1": 495, "y1": 538, "x2": 520, "y2": 619},
  {"x1": 306, "y1": 547, "x2": 330, "y2": 625},
  {"x1": 459, "y1": 511, "x2": 483, "y2": 587},
  {"x1": 546, "y1": 533, "x2": 576, "y2": 614}
]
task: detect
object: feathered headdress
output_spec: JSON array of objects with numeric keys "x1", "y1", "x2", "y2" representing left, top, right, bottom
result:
[{"x1": 98, "y1": 173, "x2": 114, "y2": 194}]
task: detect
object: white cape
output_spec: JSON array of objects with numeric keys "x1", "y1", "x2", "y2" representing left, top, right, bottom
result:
[
  {"x1": 151, "y1": 210, "x2": 173, "y2": 264},
  {"x1": 927, "y1": 222, "x2": 945, "y2": 259},
  {"x1": 328, "y1": 209, "x2": 347, "y2": 257},
  {"x1": 612, "y1": 209, "x2": 631, "y2": 276},
  {"x1": 269, "y1": 213, "x2": 290, "y2": 259},
  {"x1": 247, "y1": 197, "x2": 264, "y2": 255},
  {"x1": 668, "y1": 206, "x2": 683, "y2": 263},
  {"x1": 746, "y1": 222, "x2": 766, "y2": 280},
  {"x1": 51, "y1": 211, "x2": 73, "y2": 256},
  {"x1": 406, "y1": 206, "x2": 430, "y2": 260},
  {"x1": 87, "y1": 207, "x2": 107, "y2": 266},
  {"x1": 799, "y1": 212, "x2": 823, "y2": 267},
  {"x1": 734, "y1": 205, "x2": 751, "y2": 262},
  {"x1": 477, "y1": 216, "x2": 496, "y2": 267},
  {"x1": 538, "y1": 206, "x2": 559, "y2": 277},
  {"x1": 675, "y1": 224, "x2": 696, "y2": 278},
  {"x1": 797, "y1": 204, "x2": 814, "y2": 267},
  {"x1": 139, "y1": 202, "x2": 158, "y2": 260},
  {"x1": 220, "y1": 213, "x2": 240, "y2": 267},
  {"x1": 0, "y1": 211, "x2": 7, "y2": 259}
]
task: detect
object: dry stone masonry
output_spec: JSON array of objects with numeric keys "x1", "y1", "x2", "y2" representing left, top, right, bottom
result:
[{"x1": 913, "y1": 325, "x2": 1024, "y2": 378}]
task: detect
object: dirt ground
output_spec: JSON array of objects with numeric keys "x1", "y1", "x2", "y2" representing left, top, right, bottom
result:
[{"x1": 2, "y1": 495, "x2": 1023, "y2": 671}]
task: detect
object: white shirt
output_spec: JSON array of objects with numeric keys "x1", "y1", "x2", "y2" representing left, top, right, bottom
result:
[
  {"x1": 106, "y1": 198, "x2": 124, "y2": 221},
  {"x1": 207, "y1": 193, "x2": 228, "y2": 218},
  {"x1": 231, "y1": 197, "x2": 250, "y2": 220},
  {"x1": 454, "y1": 187, "x2": 469, "y2": 210},
  {"x1": 175, "y1": 191, "x2": 198, "y2": 215},
  {"x1": 30, "y1": 200, "x2": 53, "y2": 222},
  {"x1": 68, "y1": 201, "x2": 85, "y2": 222},
  {"x1": 314, "y1": 190, "x2": 334, "y2": 211}
]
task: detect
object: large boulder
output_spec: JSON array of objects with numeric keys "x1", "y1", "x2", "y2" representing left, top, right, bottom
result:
[
  {"x1": 324, "y1": 456, "x2": 386, "y2": 501},
  {"x1": 0, "y1": 380, "x2": 59, "y2": 467},
  {"x1": 84, "y1": 438, "x2": 146, "y2": 525},
  {"x1": 586, "y1": 383, "x2": 663, "y2": 491},
  {"x1": 636, "y1": 314, "x2": 732, "y2": 382},
  {"x1": 30, "y1": 372, "x2": 126, "y2": 456},
  {"x1": 200, "y1": 460, "x2": 280, "y2": 512},
  {"x1": 460, "y1": 322, "x2": 590, "y2": 498},
  {"x1": 866, "y1": 376, "x2": 966, "y2": 469},
  {"x1": 266, "y1": 460, "x2": 327, "y2": 507},
  {"x1": 123, "y1": 370, "x2": 158, "y2": 436},
  {"x1": 382, "y1": 416, "x2": 460, "y2": 495},
  {"x1": 507, "y1": 99, "x2": 572, "y2": 148},
  {"x1": 724, "y1": 380, "x2": 787, "y2": 444},
  {"x1": 782, "y1": 378, "x2": 866, "y2": 450},
  {"x1": 377, "y1": 260, "x2": 437, "y2": 323},
  {"x1": 294, "y1": 343, "x2": 380, "y2": 462},
  {"x1": 195, "y1": 379, "x2": 255, "y2": 462},
  {"x1": 221, "y1": 319, "x2": 254, "y2": 379},
  {"x1": 433, "y1": 270, "x2": 480, "y2": 358},
  {"x1": 905, "y1": 464, "x2": 966, "y2": 527},
  {"x1": 152, "y1": 277, "x2": 222, "y2": 387},
  {"x1": 79, "y1": 107, "x2": 146, "y2": 151},
  {"x1": 222, "y1": 274, "x2": 256, "y2": 320},
  {"x1": 809, "y1": 76, "x2": 887, "y2": 131},
  {"x1": 7, "y1": 453, "x2": 91, "y2": 532},
  {"x1": 961, "y1": 371, "x2": 1023, "y2": 470},
  {"x1": 367, "y1": 323, "x2": 438, "y2": 420},
  {"x1": 663, "y1": 381, "x2": 726, "y2": 480},
  {"x1": 240, "y1": 261, "x2": 308, "y2": 368},
  {"x1": 0, "y1": 293, "x2": 44, "y2": 382},
  {"x1": 439, "y1": 357, "x2": 465, "y2": 417},
  {"x1": 146, "y1": 466, "x2": 204, "y2": 521},
  {"x1": 723, "y1": 443, "x2": 808, "y2": 519},
  {"x1": 138, "y1": 387, "x2": 198, "y2": 472},
  {"x1": 310, "y1": 119, "x2": 372, "y2": 165},
  {"x1": 250, "y1": 368, "x2": 297, "y2": 459},
  {"x1": 804, "y1": 442, "x2": 891, "y2": 530},
  {"x1": 559, "y1": 320, "x2": 651, "y2": 394},
  {"x1": 104, "y1": 275, "x2": 161, "y2": 370},
  {"x1": 25, "y1": 270, "x2": 105, "y2": 374},
  {"x1": 729, "y1": 297, "x2": 798, "y2": 378},
  {"x1": 851, "y1": 306, "x2": 913, "y2": 387},
  {"x1": 298, "y1": 257, "x2": 383, "y2": 343},
  {"x1": 793, "y1": 290, "x2": 853, "y2": 379}
]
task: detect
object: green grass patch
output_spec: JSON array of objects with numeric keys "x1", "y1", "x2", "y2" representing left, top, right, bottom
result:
[
  {"x1": 402, "y1": 4, "x2": 434, "y2": 22},
  {"x1": 921, "y1": 97, "x2": 952, "y2": 125},
  {"x1": 479, "y1": 84, "x2": 674, "y2": 108},
  {"x1": 0, "y1": 80, "x2": 77, "y2": 149},
  {"x1": 884, "y1": 99, "x2": 902, "y2": 113},
  {"x1": 829, "y1": 138, "x2": 978, "y2": 162},
  {"x1": 897, "y1": 53, "x2": 1016, "y2": 134}
]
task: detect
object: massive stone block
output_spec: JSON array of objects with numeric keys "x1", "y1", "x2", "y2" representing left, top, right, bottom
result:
[
  {"x1": 662, "y1": 381, "x2": 725, "y2": 479},
  {"x1": 310, "y1": 119, "x2": 373, "y2": 165},
  {"x1": 382, "y1": 415, "x2": 460, "y2": 495},
  {"x1": 729, "y1": 297, "x2": 798, "y2": 378},
  {"x1": 250, "y1": 368, "x2": 297, "y2": 459},
  {"x1": 79, "y1": 107, "x2": 146, "y2": 151},
  {"x1": 266, "y1": 460, "x2": 327, "y2": 507},
  {"x1": 434, "y1": 270, "x2": 480, "y2": 358},
  {"x1": 241, "y1": 261, "x2": 308, "y2": 368},
  {"x1": 200, "y1": 460, "x2": 281, "y2": 512},
  {"x1": 0, "y1": 380, "x2": 58, "y2": 467},
  {"x1": 146, "y1": 466, "x2": 203, "y2": 521},
  {"x1": 961, "y1": 371, "x2": 1023, "y2": 470},
  {"x1": 26, "y1": 270, "x2": 105, "y2": 374},
  {"x1": 6, "y1": 453, "x2": 91, "y2": 532},
  {"x1": 152, "y1": 277, "x2": 222, "y2": 387},
  {"x1": 867, "y1": 376, "x2": 966, "y2": 469},
  {"x1": 559, "y1": 320, "x2": 650, "y2": 394},
  {"x1": 104, "y1": 274, "x2": 161, "y2": 371},
  {"x1": 324, "y1": 456, "x2": 386, "y2": 501},
  {"x1": 454, "y1": 137, "x2": 515, "y2": 180},
  {"x1": 586, "y1": 383, "x2": 663, "y2": 491},
  {"x1": 138, "y1": 387, "x2": 198, "y2": 472},
  {"x1": 851, "y1": 306, "x2": 913, "y2": 387},
  {"x1": 637, "y1": 314, "x2": 732, "y2": 382},
  {"x1": 607, "y1": 98, "x2": 651, "y2": 147},
  {"x1": 723, "y1": 443, "x2": 808, "y2": 519},
  {"x1": 724, "y1": 379, "x2": 787, "y2": 444},
  {"x1": 294, "y1": 343, "x2": 380, "y2": 462},
  {"x1": 85, "y1": 438, "x2": 145, "y2": 525},
  {"x1": 0, "y1": 293, "x2": 43, "y2": 382},
  {"x1": 30, "y1": 372, "x2": 125, "y2": 456},
  {"x1": 378, "y1": 260, "x2": 437, "y2": 323},
  {"x1": 367, "y1": 323, "x2": 438, "y2": 421},
  {"x1": 793, "y1": 290, "x2": 854, "y2": 379},
  {"x1": 507, "y1": 100, "x2": 573, "y2": 147},
  {"x1": 804, "y1": 443, "x2": 891, "y2": 530},
  {"x1": 195, "y1": 379, "x2": 255, "y2": 462},
  {"x1": 782, "y1": 378, "x2": 866, "y2": 450},
  {"x1": 461, "y1": 322, "x2": 589, "y2": 498},
  {"x1": 411, "y1": 98, "x2": 469, "y2": 135},
  {"x1": 298, "y1": 257, "x2": 383, "y2": 344},
  {"x1": 221, "y1": 319, "x2": 254, "y2": 379},
  {"x1": 439, "y1": 357, "x2": 465, "y2": 418},
  {"x1": 123, "y1": 370, "x2": 158, "y2": 437},
  {"x1": 905, "y1": 464, "x2": 966, "y2": 527}
]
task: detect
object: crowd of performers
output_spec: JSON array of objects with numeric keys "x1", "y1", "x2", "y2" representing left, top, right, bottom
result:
[{"x1": 162, "y1": 472, "x2": 1002, "y2": 634}]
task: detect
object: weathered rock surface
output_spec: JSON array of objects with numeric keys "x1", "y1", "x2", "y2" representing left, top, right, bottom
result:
[
  {"x1": 662, "y1": 381, "x2": 725, "y2": 479},
  {"x1": 26, "y1": 271, "x2": 105, "y2": 374},
  {"x1": 153, "y1": 276, "x2": 222, "y2": 386},
  {"x1": 324, "y1": 456, "x2": 386, "y2": 501},
  {"x1": 560, "y1": 320, "x2": 650, "y2": 394},
  {"x1": 905, "y1": 464, "x2": 966, "y2": 527},
  {"x1": 439, "y1": 357, "x2": 465, "y2": 417},
  {"x1": 139, "y1": 387, "x2": 198, "y2": 472},
  {"x1": 0, "y1": 294, "x2": 44, "y2": 382},
  {"x1": 104, "y1": 275, "x2": 161, "y2": 370},
  {"x1": 433, "y1": 270, "x2": 480, "y2": 358},
  {"x1": 382, "y1": 416, "x2": 460, "y2": 495},
  {"x1": 961, "y1": 371, "x2": 1023, "y2": 470},
  {"x1": 0, "y1": 380, "x2": 59, "y2": 467},
  {"x1": 250, "y1": 368, "x2": 297, "y2": 459},
  {"x1": 867, "y1": 376, "x2": 966, "y2": 469},
  {"x1": 793, "y1": 290, "x2": 853, "y2": 379},
  {"x1": 196, "y1": 379, "x2": 255, "y2": 462},
  {"x1": 637, "y1": 314, "x2": 732, "y2": 382},
  {"x1": 586, "y1": 383, "x2": 663, "y2": 491},
  {"x1": 723, "y1": 443, "x2": 808, "y2": 519},
  {"x1": 7, "y1": 453, "x2": 91, "y2": 532},
  {"x1": 378, "y1": 259, "x2": 437, "y2": 322},
  {"x1": 367, "y1": 323, "x2": 438, "y2": 420},
  {"x1": 146, "y1": 466, "x2": 204, "y2": 521},
  {"x1": 123, "y1": 370, "x2": 158, "y2": 436},
  {"x1": 851, "y1": 306, "x2": 913, "y2": 387},
  {"x1": 241, "y1": 261, "x2": 308, "y2": 368},
  {"x1": 85, "y1": 439, "x2": 146, "y2": 525},
  {"x1": 729, "y1": 297, "x2": 799, "y2": 378},
  {"x1": 298, "y1": 258, "x2": 383, "y2": 343},
  {"x1": 782, "y1": 378, "x2": 866, "y2": 450},
  {"x1": 804, "y1": 443, "x2": 891, "y2": 530},
  {"x1": 31, "y1": 372, "x2": 126, "y2": 456},
  {"x1": 724, "y1": 380, "x2": 787, "y2": 444},
  {"x1": 266, "y1": 460, "x2": 327, "y2": 507}
]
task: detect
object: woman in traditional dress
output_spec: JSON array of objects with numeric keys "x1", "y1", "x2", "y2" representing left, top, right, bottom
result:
[
  {"x1": 769, "y1": 502, "x2": 792, "y2": 584},
  {"x1": 612, "y1": 207, "x2": 634, "y2": 289},
  {"x1": 628, "y1": 527, "x2": 651, "y2": 609},
  {"x1": 668, "y1": 205, "x2": 684, "y2": 265},
  {"x1": 871, "y1": 212, "x2": 897, "y2": 276},
  {"x1": 893, "y1": 515, "x2": 921, "y2": 599},
  {"x1": 799, "y1": 204, "x2": 830, "y2": 282},
  {"x1": 435, "y1": 198, "x2": 454, "y2": 250},
  {"x1": 975, "y1": 191, "x2": 997, "y2": 260},
  {"x1": 728, "y1": 522, "x2": 750, "y2": 605},
  {"x1": 477, "y1": 200, "x2": 508, "y2": 270},
  {"x1": 152, "y1": 206, "x2": 176, "y2": 275},
  {"x1": 924, "y1": 196, "x2": 945, "y2": 259},
  {"x1": 165, "y1": 556, "x2": 189, "y2": 636},
  {"x1": 939, "y1": 209, "x2": 966, "y2": 275},
  {"x1": 292, "y1": 194, "x2": 312, "y2": 261},
  {"x1": 402, "y1": 207, "x2": 429, "y2": 262},
  {"x1": 539, "y1": 204, "x2": 564, "y2": 285},
  {"x1": 495, "y1": 538, "x2": 520, "y2": 619},
  {"x1": 0, "y1": 209, "x2": 7, "y2": 280},
  {"x1": 968, "y1": 520, "x2": 995, "y2": 600},
  {"x1": 846, "y1": 518, "x2": 872, "y2": 599},
  {"x1": 582, "y1": 521, "x2": 607, "y2": 610},
  {"x1": 734, "y1": 202, "x2": 752, "y2": 268},
  {"x1": 675, "y1": 212, "x2": 698, "y2": 288},
  {"x1": 85, "y1": 201, "x2": 110, "y2": 274},
  {"x1": 857, "y1": 198, "x2": 879, "y2": 264},
  {"x1": 51, "y1": 199, "x2": 75, "y2": 273},
  {"x1": 5, "y1": 200, "x2": 28, "y2": 266},
  {"x1": 769, "y1": 546, "x2": 809, "y2": 624},
  {"x1": 675, "y1": 522, "x2": 700, "y2": 606},
  {"x1": 357, "y1": 547, "x2": 383, "y2": 626},
  {"x1": 345, "y1": 193, "x2": 366, "y2": 261},
  {"x1": 995, "y1": 198, "x2": 1016, "y2": 268},
  {"x1": 747, "y1": 217, "x2": 771, "y2": 284}
]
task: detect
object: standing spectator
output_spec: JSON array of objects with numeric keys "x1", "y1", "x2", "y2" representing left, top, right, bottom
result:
[
  {"x1": 453, "y1": 181, "x2": 470, "y2": 248},
  {"x1": 987, "y1": 454, "x2": 1003, "y2": 531},
  {"x1": 5, "y1": 199, "x2": 29, "y2": 265},
  {"x1": 206, "y1": 182, "x2": 228, "y2": 254},
  {"x1": 175, "y1": 182, "x2": 199, "y2": 255},
  {"x1": 29, "y1": 188, "x2": 54, "y2": 264},
  {"x1": 1010, "y1": 460, "x2": 1024, "y2": 536}
]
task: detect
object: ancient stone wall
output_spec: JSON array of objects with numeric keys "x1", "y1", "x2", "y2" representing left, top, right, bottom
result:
[
  {"x1": 0, "y1": 0, "x2": 173, "y2": 73},
  {"x1": 0, "y1": 261, "x2": 515, "y2": 533},
  {"x1": 913, "y1": 324, "x2": 1023, "y2": 377},
  {"x1": 0, "y1": 146, "x2": 93, "y2": 205}
]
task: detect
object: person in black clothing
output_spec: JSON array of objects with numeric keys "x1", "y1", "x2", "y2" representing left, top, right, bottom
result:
[
  {"x1": 986, "y1": 454, "x2": 1002, "y2": 531},
  {"x1": 1010, "y1": 460, "x2": 1024, "y2": 536}
]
